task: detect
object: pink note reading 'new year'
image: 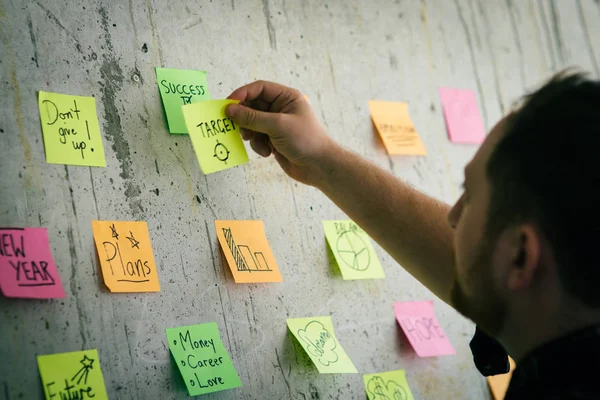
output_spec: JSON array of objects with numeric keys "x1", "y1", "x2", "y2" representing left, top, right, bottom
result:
[
  {"x1": 0, "y1": 228, "x2": 65, "y2": 298},
  {"x1": 439, "y1": 87, "x2": 486, "y2": 144},
  {"x1": 393, "y1": 300, "x2": 455, "y2": 357}
]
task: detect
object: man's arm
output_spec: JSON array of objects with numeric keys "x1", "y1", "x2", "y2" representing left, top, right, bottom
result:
[{"x1": 226, "y1": 80, "x2": 456, "y2": 304}]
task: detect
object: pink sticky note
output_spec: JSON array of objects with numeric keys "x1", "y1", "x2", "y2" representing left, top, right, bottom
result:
[
  {"x1": 439, "y1": 87, "x2": 486, "y2": 144},
  {"x1": 393, "y1": 300, "x2": 455, "y2": 357},
  {"x1": 0, "y1": 228, "x2": 65, "y2": 298}
]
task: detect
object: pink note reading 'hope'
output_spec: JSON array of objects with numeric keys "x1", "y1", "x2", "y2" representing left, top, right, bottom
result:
[
  {"x1": 393, "y1": 300, "x2": 455, "y2": 357},
  {"x1": 0, "y1": 228, "x2": 65, "y2": 298},
  {"x1": 439, "y1": 87, "x2": 486, "y2": 144}
]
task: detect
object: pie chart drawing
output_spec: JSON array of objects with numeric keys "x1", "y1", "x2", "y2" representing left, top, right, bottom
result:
[{"x1": 335, "y1": 230, "x2": 371, "y2": 271}]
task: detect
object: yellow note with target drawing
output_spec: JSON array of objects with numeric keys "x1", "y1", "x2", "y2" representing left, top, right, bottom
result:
[
  {"x1": 323, "y1": 220, "x2": 385, "y2": 280},
  {"x1": 182, "y1": 99, "x2": 249, "y2": 174},
  {"x1": 91, "y1": 220, "x2": 160, "y2": 292}
]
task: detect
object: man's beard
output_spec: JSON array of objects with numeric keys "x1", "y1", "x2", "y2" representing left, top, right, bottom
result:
[{"x1": 450, "y1": 235, "x2": 507, "y2": 336}]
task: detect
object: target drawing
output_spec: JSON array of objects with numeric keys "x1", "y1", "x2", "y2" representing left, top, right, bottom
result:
[
  {"x1": 213, "y1": 140, "x2": 230, "y2": 163},
  {"x1": 335, "y1": 230, "x2": 371, "y2": 271}
]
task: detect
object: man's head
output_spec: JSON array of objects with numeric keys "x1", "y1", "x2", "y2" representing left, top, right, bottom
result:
[{"x1": 447, "y1": 70, "x2": 600, "y2": 337}]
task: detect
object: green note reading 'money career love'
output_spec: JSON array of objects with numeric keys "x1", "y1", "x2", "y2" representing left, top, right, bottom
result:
[
  {"x1": 155, "y1": 68, "x2": 211, "y2": 134},
  {"x1": 166, "y1": 322, "x2": 241, "y2": 396},
  {"x1": 182, "y1": 99, "x2": 249, "y2": 174}
]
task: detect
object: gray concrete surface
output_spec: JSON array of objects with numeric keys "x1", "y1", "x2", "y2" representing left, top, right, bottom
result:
[{"x1": 1, "y1": 0, "x2": 599, "y2": 399}]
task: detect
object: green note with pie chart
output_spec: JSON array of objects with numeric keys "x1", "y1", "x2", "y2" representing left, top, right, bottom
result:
[
  {"x1": 182, "y1": 99, "x2": 249, "y2": 174},
  {"x1": 323, "y1": 220, "x2": 385, "y2": 280}
]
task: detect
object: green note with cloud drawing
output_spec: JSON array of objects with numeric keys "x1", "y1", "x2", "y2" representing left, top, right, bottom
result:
[
  {"x1": 287, "y1": 316, "x2": 357, "y2": 373},
  {"x1": 363, "y1": 369, "x2": 414, "y2": 400},
  {"x1": 323, "y1": 220, "x2": 385, "y2": 280}
]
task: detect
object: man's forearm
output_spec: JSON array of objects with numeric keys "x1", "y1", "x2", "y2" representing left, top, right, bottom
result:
[{"x1": 315, "y1": 144, "x2": 456, "y2": 304}]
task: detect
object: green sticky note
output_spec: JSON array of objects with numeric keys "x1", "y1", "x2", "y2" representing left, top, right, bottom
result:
[
  {"x1": 287, "y1": 316, "x2": 358, "y2": 374},
  {"x1": 38, "y1": 91, "x2": 106, "y2": 167},
  {"x1": 37, "y1": 349, "x2": 108, "y2": 400},
  {"x1": 166, "y1": 322, "x2": 242, "y2": 396},
  {"x1": 323, "y1": 220, "x2": 385, "y2": 280},
  {"x1": 363, "y1": 369, "x2": 414, "y2": 400},
  {"x1": 155, "y1": 68, "x2": 210, "y2": 134},
  {"x1": 182, "y1": 99, "x2": 249, "y2": 174}
]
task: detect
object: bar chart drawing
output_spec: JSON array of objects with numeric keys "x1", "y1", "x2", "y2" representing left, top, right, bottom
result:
[{"x1": 222, "y1": 227, "x2": 272, "y2": 272}]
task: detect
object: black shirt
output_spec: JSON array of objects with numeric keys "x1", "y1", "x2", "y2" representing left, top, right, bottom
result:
[{"x1": 470, "y1": 325, "x2": 600, "y2": 399}]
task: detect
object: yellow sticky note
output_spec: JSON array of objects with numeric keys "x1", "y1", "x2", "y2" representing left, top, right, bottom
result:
[
  {"x1": 38, "y1": 91, "x2": 106, "y2": 166},
  {"x1": 287, "y1": 316, "x2": 357, "y2": 374},
  {"x1": 37, "y1": 349, "x2": 108, "y2": 400},
  {"x1": 323, "y1": 220, "x2": 385, "y2": 280},
  {"x1": 182, "y1": 99, "x2": 249, "y2": 174},
  {"x1": 487, "y1": 357, "x2": 516, "y2": 400},
  {"x1": 363, "y1": 369, "x2": 414, "y2": 400},
  {"x1": 215, "y1": 220, "x2": 282, "y2": 283},
  {"x1": 368, "y1": 100, "x2": 427, "y2": 155},
  {"x1": 91, "y1": 221, "x2": 160, "y2": 292}
]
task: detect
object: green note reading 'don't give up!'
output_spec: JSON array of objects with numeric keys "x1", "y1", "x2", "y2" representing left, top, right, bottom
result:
[
  {"x1": 182, "y1": 99, "x2": 249, "y2": 174},
  {"x1": 38, "y1": 91, "x2": 106, "y2": 167}
]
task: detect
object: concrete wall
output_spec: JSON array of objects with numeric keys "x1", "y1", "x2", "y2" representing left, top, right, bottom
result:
[{"x1": 1, "y1": 0, "x2": 599, "y2": 398}]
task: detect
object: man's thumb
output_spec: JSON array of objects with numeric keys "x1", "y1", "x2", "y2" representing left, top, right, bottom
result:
[{"x1": 226, "y1": 104, "x2": 278, "y2": 136}]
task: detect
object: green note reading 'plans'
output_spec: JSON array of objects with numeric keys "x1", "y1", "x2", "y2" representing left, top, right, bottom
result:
[
  {"x1": 166, "y1": 322, "x2": 242, "y2": 396},
  {"x1": 182, "y1": 99, "x2": 249, "y2": 174},
  {"x1": 155, "y1": 67, "x2": 211, "y2": 134}
]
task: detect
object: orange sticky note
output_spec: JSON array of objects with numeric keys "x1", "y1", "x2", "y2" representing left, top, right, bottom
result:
[
  {"x1": 215, "y1": 220, "x2": 282, "y2": 283},
  {"x1": 487, "y1": 357, "x2": 516, "y2": 400},
  {"x1": 91, "y1": 221, "x2": 160, "y2": 292},
  {"x1": 368, "y1": 100, "x2": 427, "y2": 155}
]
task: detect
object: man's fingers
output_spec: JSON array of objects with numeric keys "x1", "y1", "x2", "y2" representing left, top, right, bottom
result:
[
  {"x1": 250, "y1": 134, "x2": 272, "y2": 157},
  {"x1": 226, "y1": 103, "x2": 281, "y2": 136},
  {"x1": 240, "y1": 128, "x2": 255, "y2": 141},
  {"x1": 227, "y1": 80, "x2": 289, "y2": 103}
]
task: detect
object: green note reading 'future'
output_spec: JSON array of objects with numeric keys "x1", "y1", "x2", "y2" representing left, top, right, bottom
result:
[
  {"x1": 166, "y1": 322, "x2": 242, "y2": 396},
  {"x1": 37, "y1": 349, "x2": 108, "y2": 400},
  {"x1": 155, "y1": 67, "x2": 211, "y2": 134}
]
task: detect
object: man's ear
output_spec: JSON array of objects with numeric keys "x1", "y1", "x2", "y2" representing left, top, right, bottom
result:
[{"x1": 508, "y1": 224, "x2": 541, "y2": 290}]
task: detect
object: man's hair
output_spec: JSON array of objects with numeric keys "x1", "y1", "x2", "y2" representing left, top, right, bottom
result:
[{"x1": 486, "y1": 69, "x2": 600, "y2": 307}]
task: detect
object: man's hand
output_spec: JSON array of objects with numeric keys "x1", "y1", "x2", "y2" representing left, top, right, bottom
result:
[{"x1": 226, "y1": 80, "x2": 338, "y2": 186}]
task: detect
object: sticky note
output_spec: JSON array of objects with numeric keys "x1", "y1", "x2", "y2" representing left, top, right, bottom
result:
[
  {"x1": 287, "y1": 316, "x2": 357, "y2": 374},
  {"x1": 323, "y1": 220, "x2": 385, "y2": 280},
  {"x1": 37, "y1": 349, "x2": 108, "y2": 400},
  {"x1": 393, "y1": 300, "x2": 455, "y2": 357},
  {"x1": 487, "y1": 357, "x2": 516, "y2": 400},
  {"x1": 215, "y1": 220, "x2": 282, "y2": 283},
  {"x1": 182, "y1": 100, "x2": 249, "y2": 174},
  {"x1": 439, "y1": 87, "x2": 486, "y2": 144},
  {"x1": 368, "y1": 100, "x2": 427, "y2": 155},
  {"x1": 363, "y1": 369, "x2": 414, "y2": 400},
  {"x1": 0, "y1": 227, "x2": 65, "y2": 299},
  {"x1": 38, "y1": 91, "x2": 106, "y2": 166},
  {"x1": 155, "y1": 68, "x2": 211, "y2": 134},
  {"x1": 166, "y1": 322, "x2": 241, "y2": 396},
  {"x1": 91, "y1": 221, "x2": 160, "y2": 292}
]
